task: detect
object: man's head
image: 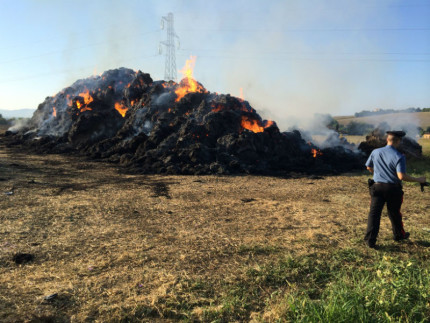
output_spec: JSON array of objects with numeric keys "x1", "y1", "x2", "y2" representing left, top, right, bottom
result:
[{"x1": 386, "y1": 131, "x2": 406, "y2": 148}]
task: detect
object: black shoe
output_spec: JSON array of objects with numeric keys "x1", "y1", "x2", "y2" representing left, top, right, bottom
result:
[
  {"x1": 394, "y1": 232, "x2": 410, "y2": 242},
  {"x1": 366, "y1": 241, "x2": 378, "y2": 249}
]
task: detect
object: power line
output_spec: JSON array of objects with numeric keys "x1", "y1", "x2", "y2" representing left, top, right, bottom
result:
[
  {"x1": 178, "y1": 48, "x2": 430, "y2": 56},
  {"x1": 176, "y1": 27, "x2": 430, "y2": 33},
  {"x1": 176, "y1": 53, "x2": 430, "y2": 63}
]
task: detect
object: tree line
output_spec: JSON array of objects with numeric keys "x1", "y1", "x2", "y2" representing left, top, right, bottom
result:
[
  {"x1": 354, "y1": 107, "x2": 430, "y2": 117},
  {"x1": 0, "y1": 114, "x2": 29, "y2": 126}
]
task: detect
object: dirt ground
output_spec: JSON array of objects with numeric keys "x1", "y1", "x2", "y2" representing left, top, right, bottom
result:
[{"x1": 1, "y1": 135, "x2": 429, "y2": 322}]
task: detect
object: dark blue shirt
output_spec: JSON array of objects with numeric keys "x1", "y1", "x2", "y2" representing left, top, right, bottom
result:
[{"x1": 365, "y1": 145, "x2": 406, "y2": 184}]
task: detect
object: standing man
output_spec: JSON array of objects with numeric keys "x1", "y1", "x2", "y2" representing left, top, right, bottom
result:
[{"x1": 364, "y1": 131, "x2": 426, "y2": 249}]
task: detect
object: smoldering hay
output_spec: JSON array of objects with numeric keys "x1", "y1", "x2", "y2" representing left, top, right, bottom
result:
[{"x1": 4, "y1": 67, "x2": 365, "y2": 175}]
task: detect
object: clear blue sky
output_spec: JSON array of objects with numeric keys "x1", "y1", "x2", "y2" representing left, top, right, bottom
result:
[{"x1": 0, "y1": 0, "x2": 429, "y2": 121}]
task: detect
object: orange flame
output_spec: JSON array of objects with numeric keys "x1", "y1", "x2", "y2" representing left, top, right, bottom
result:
[
  {"x1": 72, "y1": 89, "x2": 94, "y2": 113},
  {"x1": 241, "y1": 116, "x2": 264, "y2": 133},
  {"x1": 114, "y1": 102, "x2": 128, "y2": 117},
  {"x1": 78, "y1": 89, "x2": 94, "y2": 106},
  {"x1": 211, "y1": 104, "x2": 224, "y2": 112},
  {"x1": 239, "y1": 88, "x2": 244, "y2": 101},
  {"x1": 52, "y1": 107, "x2": 57, "y2": 117},
  {"x1": 311, "y1": 148, "x2": 323, "y2": 158},
  {"x1": 174, "y1": 56, "x2": 206, "y2": 102},
  {"x1": 265, "y1": 120, "x2": 274, "y2": 128},
  {"x1": 240, "y1": 116, "x2": 274, "y2": 133},
  {"x1": 80, "y1": 106, "x2": 92, "y2": 113}
]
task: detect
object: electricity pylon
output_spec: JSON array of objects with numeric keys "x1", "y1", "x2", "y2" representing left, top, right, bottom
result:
[{"x1": 159, "y1": 13, "x2": 180, "y2": 82}]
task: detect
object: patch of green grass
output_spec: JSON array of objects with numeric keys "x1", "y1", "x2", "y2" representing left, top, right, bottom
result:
[
  {"x1": 282, "y1": 256, "x2": 429, "y2": 322},
  {"x1": 123, "y1": 248, "x2": 430, "y2": 322}
]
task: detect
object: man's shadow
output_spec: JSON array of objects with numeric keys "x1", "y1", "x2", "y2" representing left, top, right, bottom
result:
[{"x1": 375, "y1": 240, "x2": 430, "y2": 252}]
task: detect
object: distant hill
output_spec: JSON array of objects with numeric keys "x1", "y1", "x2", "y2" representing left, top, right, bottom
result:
[
  {"x1": 334, "y1": 112, "x2": 430, "y2": 129},
  {"x1": 0, "y1": 109, "x2": 35, "y2": 119}
]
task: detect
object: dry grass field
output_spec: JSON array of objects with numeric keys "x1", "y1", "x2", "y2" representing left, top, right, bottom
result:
[
  {"x1": 335, "y1": 112, "x2": 430, "y2": 129},
  {"x1": 1, "y1": 129, "x2": 429, "y2": 322}
]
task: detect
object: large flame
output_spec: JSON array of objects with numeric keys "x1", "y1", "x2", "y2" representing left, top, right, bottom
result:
[
  {"x1": 114, "y1": 102, "x2": 128, "y2": 117},
  {"x1": 73, "y1": 89, "x2": 94, "y2": 113},
  {"x1": 78, "y1": 89, "x2": 94, "y2": 106},
  {"x1": 240, "y1": 116, "x2": 275, "y2": 133},
  {"x1": 174, "y1": 56, "x2": 206, "y2": 102}
]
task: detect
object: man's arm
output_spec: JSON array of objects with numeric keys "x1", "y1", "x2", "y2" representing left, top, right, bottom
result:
[
  {"x1": 367, "y1": 167, "x2": 373, "y2": 174},
  {"x1": 397, "y1": 172, "x2": 426, "y2": 183}
]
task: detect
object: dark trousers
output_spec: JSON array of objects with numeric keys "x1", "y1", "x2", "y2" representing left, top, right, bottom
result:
[{"x1": 364, "y1": 183, "x2": 406, "y2": 246}]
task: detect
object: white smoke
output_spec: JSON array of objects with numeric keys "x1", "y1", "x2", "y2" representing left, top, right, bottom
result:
[
  {"x1": 371, "y1": 113, "x2": 422, "y2": 139},
  {"x1": 7, "y1": 118, "x2": 30, "y2": 133}
]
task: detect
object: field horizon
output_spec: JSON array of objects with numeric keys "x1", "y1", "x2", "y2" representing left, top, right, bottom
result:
[{"x1": 334, "y1": 111, "x2": 430, "y2": 130}]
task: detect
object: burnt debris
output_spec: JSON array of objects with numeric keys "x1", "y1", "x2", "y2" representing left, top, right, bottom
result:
[
  {"x1": 4, "y1": 68, "x2": 364, "y2": 175},
  {"x1": 358, "y1": 127, "x2": 422, "y2": 159}
]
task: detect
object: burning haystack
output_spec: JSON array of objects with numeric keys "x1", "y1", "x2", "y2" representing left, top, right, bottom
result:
[
  {"x1": 358, "y1": 127, "x2": 422, "y2": 159},
  {"x1": 5, "y1": 58, "x2": 363, "y2": 175}
]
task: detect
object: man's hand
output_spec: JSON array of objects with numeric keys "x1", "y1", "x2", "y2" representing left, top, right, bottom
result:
[
  {"x1": 367, "y1": 167, "x2": 374, "y2": 174},
  {"x1": 417, "y1": 176, "x2": 427, "y2": 184}
]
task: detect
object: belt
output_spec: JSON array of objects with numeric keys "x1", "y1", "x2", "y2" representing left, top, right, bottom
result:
[{"x1": 375, "y1": 182, "x2": 402, "y2": 187}]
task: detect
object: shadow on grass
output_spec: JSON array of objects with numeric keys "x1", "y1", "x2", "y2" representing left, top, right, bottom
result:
[{"x1": 416, "y1": 240, "x2": 430, "y2": 248}]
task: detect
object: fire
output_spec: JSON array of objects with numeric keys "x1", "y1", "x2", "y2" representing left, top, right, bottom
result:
[
  {"x1": 211, "y1": 104, "x2": 224, "y2": 112},
  {"x1": 241, "y1": 116, "x2": 264, "y2": 133},
  {"x1": 78, "y1": 89, "x2": 94, "y2": 106},
  {"x1": 239, "y1": 88, "x2": 244, "y2": 101},
  {"x1": 240, "y1": 116, "x2": 275, "y2": 133},
  {"x1": 174, "y1": 56, "x2": 206, "y2": 102},
  {"x1": 52, "y1": 107, "x2": 57, "y2": 117},
  {"x1": 114, "y1": 102, "x2": 128, "y2": 117},
  {"x1": 311, "y1": 148, "x2": 323, "y2": 158},
  {"x1": 70, "y1": 89, "x2": 95, "y2": 113},
  {"x1": 265, "y1": 120, "x2": 274, "y2": 128}
]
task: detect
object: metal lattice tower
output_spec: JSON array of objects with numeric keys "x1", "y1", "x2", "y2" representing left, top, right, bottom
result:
[{"x1": 160, "y1": 13, "x2": 179, "y2": 82}]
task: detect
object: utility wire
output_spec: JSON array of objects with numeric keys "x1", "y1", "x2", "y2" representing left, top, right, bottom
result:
[
  {"x1": 176, "y1": 53, "x2": 430, "y2": 62},
  {"x1": 178, "y1": 48, "x2": 430, "y2": 56},
  {"x1": 176, "y1": 27, "x2": 430, "y2": 33}
]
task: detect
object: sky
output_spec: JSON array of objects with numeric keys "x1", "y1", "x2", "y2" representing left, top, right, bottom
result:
[{"x1": 0, "y1": 0, "x2": 429, "y2": 124}]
